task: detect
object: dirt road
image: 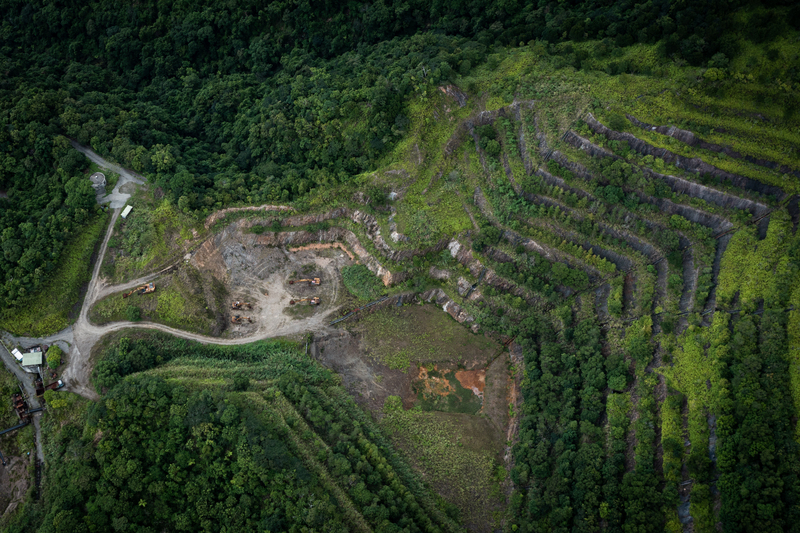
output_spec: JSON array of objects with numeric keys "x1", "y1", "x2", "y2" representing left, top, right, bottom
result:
[
  {"x1": 71, "y1": 142, "x2": 146, "y2": 208},
  {"x1": 3, "y1": 149, "x2": 347, "y2": 404}
]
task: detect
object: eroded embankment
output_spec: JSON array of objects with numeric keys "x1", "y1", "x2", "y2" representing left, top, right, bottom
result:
[
  {"x1": 558, "y1": 136, "x2": 733, "y2": 233},
  {"x1": 626, "y1": 113, "x2": 800, "y2": 180},
  {"x1": 563, "y1": 129, "x2": 765, "y2": 220},
  {"x1": 583, "y1": 113, "x2": 786, "y2": 201}
]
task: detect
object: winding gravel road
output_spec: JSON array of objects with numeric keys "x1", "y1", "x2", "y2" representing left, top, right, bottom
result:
[{"x1": 3, "y1": 147, "x2": 341, "y2": 402}]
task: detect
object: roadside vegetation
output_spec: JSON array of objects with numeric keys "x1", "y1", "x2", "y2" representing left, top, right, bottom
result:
[
  {"x1": 0, "y1": 213, "x2": 109, "y2": 336},
  {"x1": 100, "y1": 189, "x2": 204, "y2": 284},
  {"x1": 90, "y1": 266, "x2": 223, "y2": 336}
]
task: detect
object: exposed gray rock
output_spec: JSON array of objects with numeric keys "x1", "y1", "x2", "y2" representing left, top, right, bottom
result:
[{"x1": 457, "y1": 276, "x2": 471, "y2": 296}]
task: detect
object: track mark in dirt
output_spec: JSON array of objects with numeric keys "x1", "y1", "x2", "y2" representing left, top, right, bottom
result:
[{"x1": 289, "y1": 242, "x2": 356, "y2": 261}]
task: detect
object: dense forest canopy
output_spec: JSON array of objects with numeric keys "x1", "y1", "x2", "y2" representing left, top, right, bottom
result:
[
  {"x1": 3, "y1": 336, "x2": 463, "y2": 532},
  {"x1": 1, "y1": 0, "x2": 798, "y2": 308}
]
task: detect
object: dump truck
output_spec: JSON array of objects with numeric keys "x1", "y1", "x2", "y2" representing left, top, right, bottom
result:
[
  {"x1": 231, "y1": 301, "x2": 252, "y2": 310},
  {"x1": 123, "y1": 282, "x2": 156, "y2": 298},
  {"x1": 44, "y1": 380, "x2": 64, "y2": 392},
  {"x1": 231, "y1": 315, "x2": 252, "y2": 324},
  {"x1": 289, "y1": 297, "x2": 320, "y2": 305},
  {"x1": 289, "y1": 278, "x2": 320, "y2": 285}
]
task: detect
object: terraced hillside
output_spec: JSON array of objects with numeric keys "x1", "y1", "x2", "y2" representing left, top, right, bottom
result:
[{"x1": 3, "y1": 9, "x2": 800, "y2": 533}]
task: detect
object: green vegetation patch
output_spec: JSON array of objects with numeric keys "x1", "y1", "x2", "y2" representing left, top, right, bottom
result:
[
  {"x1": 413, "y1": 368, "x2": 483, "y2": 415},
  {"x1": 0, "y1": 212, "x2": 109, "y2": 336},
  {"x1": 11, "y1": 332, "x2": 464, "y2": 533},
  {"x1": 89, "y1": 266, "x2": 218, "y2": 335},
  {"x1": 340, "y1": 264, "x2": 386, "y2": 301},
  {"x1": 381, "y1": 397, "x2": 505, "y2": 530},
  {"x1": 101, "y1": 191, "x2": 202, "y2": 284},
  {"x1": 348, "y1": 304, "x2": 500, "y2": 371}
]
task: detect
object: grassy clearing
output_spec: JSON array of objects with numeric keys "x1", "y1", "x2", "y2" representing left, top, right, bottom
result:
[
  {"x1": 101, "y1": 187, "x2": 204, "y2": 284},
  {"x1": 381, "y1": 398, "x2": 505, "y2": 530},
  {"x1": 89, "y1": 266, "x2": 218, "y2": 335},
  {"x1": 341, "y1": 264, "x2": 386, "y2": 301},
  {"x1": 347, "y1": 304, "x2": 499, "y2": 371},
  {"x1": 0, "y1": 212, "x2": 109, "y2": 336}
]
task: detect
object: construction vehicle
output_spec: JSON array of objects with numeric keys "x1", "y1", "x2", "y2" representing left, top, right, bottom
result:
[
  {"x1": 44, "y1": 380, "x2": 64, "y2": 392},
  {"x1": 289, "y1": 278, "x2": 321, "y2": 285},
  {"x1": 231, "y1": 301, "x2": 252, "y2": 310},
  {"x1": 123, "y1": 282, "x2": 156, "y2": 298},
  {"x1": 289, "y1": 297, "x2": 320, "y2": 305},
  {"x1": 231, "y1": 315, "x2": 252, "y2": 324}
]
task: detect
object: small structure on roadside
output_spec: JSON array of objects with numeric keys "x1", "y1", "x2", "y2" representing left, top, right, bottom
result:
[
  {"x1": 22, "y1": 351, "x2": 44, "y2": 367},
  {"x1": 90, "y1": 172, "x2": 106, "y2": 192},
  {"x1": 121, "y1": 205, "x2": 133, "y2": 219}
]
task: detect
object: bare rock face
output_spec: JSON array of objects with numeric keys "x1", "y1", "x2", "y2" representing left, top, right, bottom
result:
[
  {"x1": 457, "y1": 276, "x2": 471, "y2": 296},
  {"x1": 438, "y1": 85, "x2": 468, "y2": 108},
  {"x1": 350, "y1": 209, "x2": 449, "y2": 263},
  {"x1": 352, "y1": 192, "x2": 370, "y2": 205},
  {"x1": 281, "y1": 207, "x2": 349, "y2": 227},
  {"x1": 429, "y1": 267, "x2": 451, "y2": 280},
  {"x1": 419, "y1": 288, "x2": 476, "y2": 327}
]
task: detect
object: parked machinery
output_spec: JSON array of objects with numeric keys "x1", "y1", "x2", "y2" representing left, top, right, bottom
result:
[
  {"x1": 231, "y1": 315, "x2": 253, "y2": 324},
  {"x1": 231, "y1": 301, "x2": 252, "y2": 310},
  {"x1": 123, "y1": 282, "x2": 156, "y2": 298},
  {"x1": 289, "y1": 297, "x2": 320, "y2": 306},
  {"x1": 289, "y1": 278, "x2": 320, "y2": 285}
]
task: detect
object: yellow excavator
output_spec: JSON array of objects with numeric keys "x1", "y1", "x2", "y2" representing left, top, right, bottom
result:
[
  {"x1": 123, "y1": 282, "x2": 155, "y2": 298},
  {"x1": 231, "y1": 315, "x2": 253, "y2": 324},
  {"x1": 289, "y1": 277, "x2": 321, "y2": 285},
  {"x1": 231, "y1": 301, "x2": 252, "y2": 310},
  {"x1": 290, "y1": 297, "x2": 320, "y2": 306}
]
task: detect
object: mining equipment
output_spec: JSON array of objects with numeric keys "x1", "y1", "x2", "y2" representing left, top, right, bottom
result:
[
  {"x1": 44, "y1": 380, "x2": 64, "y2": 392},
  {"x1": 289, "y1": 278, "x2": 321, "y2": 285},
  {"x1": 231, "y1": 315, "x2": 252, "y2": 324},
  {"x1": 289, "y1": 297, "x2": 320, "y2": 305},
  {"x1": 11, "y1": 393, "x2": 30, "y2": 422},
  {"x1": 123, "y1": 282, "x2": 156, "y2": 298},
  {"x1": 231, "y1": 301, "x2": 252, "y2": 310}
]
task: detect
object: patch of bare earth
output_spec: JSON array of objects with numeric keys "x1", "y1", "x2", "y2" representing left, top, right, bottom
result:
[
  {"x1": 0, "y1": 455, "x2": 30, "y2": 518},
  {"x1": 310, "y1": 330, "x2": 416, "y2": 413},
  {"x1": 455, "y1": 369, "x2": 486, "y2": 399}
]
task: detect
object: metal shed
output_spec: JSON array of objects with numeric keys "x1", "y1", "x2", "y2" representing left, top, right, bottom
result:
[
  {"x1": 121, "y1": 205, "x2": 133, "y2": 219},
  {"x1": 22, "y1": 351, "x2": 44, "y2": 367}
]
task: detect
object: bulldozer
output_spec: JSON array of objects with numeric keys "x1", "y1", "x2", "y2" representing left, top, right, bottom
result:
[
  {"x1": 123, "y1": 282, "x2": 155, "y2": 298},
  {"x1": 231, "y1": 301, "x2": 252, "y2": 310},
  {"x1": 231, "y1": 315, "x2": 252, "y2": 324},
  {"x1": 289, "y1": 297, "x2": 320, "y2": 306},
  {"x1": 289, "y1": 277, "x2": 321, "y2": 286}
]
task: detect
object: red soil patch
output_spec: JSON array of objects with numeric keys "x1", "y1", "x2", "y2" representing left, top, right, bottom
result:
[
  {"x1": 417, "y1": 366, "x2": 456, "y2": 397},
  {"x1": 455, "y1": 369, "x2": 486, "y2": 399}
]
